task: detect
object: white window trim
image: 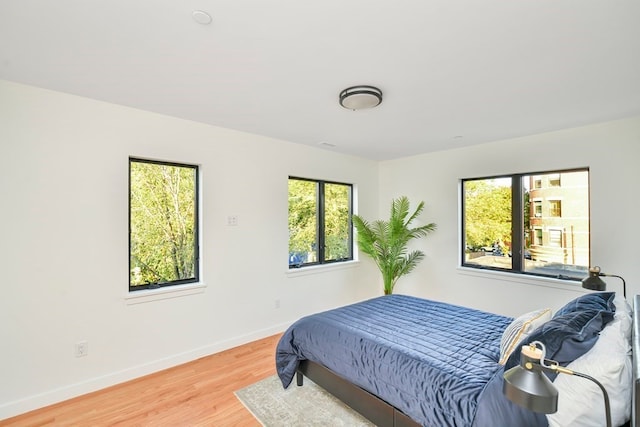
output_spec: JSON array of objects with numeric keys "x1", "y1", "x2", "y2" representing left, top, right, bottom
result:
[
  {"x1": 286, "y1": 260, "x2": 360, "y2": 278},
  {"x1": 125, "y1": 282, "x2": 207, "y2": 305},
  {"x1": 457, "y1": 266, "x2": 582, "y2": 292}
]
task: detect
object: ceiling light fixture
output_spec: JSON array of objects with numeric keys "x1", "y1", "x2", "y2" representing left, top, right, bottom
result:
[
  {"x1": 192, "y1": 10, "x2": 212, "y2": 25},
  {"x1": 339, "y1": 86, "x2": 383, "y2": 110}
]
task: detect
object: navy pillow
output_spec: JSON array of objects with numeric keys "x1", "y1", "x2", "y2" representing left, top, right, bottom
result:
[
  {"x1": 504, "y1": 308, "x2": 615, "y2": 375},
  {"x1": 553, "y1": 291, "x2": 616, "y2": 318}
]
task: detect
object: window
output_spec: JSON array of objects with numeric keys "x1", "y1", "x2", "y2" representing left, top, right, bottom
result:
[
  {"x1": 549, "y1": 229, "x2": 563, "y2": 247},
  {"x1": 462, "y1": 168, "x2": 589, "y2": 280},
  {"x1": 534, "y1": 228, "x2": 543, "y2": 246},
  {"x1": 549, "y1": 200, "x2": 562, "y2": 217},
  {"x1": 533, "y1": 200, "x2": 542, "y2": 217},
  {"x1": 129, "y1": 158, "x2": 199, "y2": 291},
  {"x1": 288, "y1": 177, "x2": 353, "y2": 268},
  {"x1": 533, "y1": 178, "x2": 542, "y2": 189}
]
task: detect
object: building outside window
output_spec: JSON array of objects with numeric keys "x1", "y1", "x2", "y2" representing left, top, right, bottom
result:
[
  {"x1": 129, "y1": 158, "x2": 199, "y2": 290},
  {"x1": 288, "y1": 177, "x2": 353, "y2": 268},
  {"x1": 462, "y1": 168, "x2": 589, "y2": 280}
]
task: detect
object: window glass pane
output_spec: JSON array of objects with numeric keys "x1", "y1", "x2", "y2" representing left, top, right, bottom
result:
[
  {"x1": 463, "y1": 177, "x2": 512, "y2": 269},
  {"x1": 533, "y1": 200, "x2": 542, "y2": 217},
  {"x1": 324, "y1": 183, "x2": 351, "y2": 261},
  {"x1": 534, "y1": 228, "x2": 543, "y2": 245},
  {"x1": 288, "y1": 179, "x2": 318, "y2": 266},
  {"x1": 129, "y1": 159, "x2": 198, "y2": 289},
  {"x1": 524, "y1": 170, "x2": 589, "y2": 278},
  {"x1": 549, "y1": 174, "x2": 561, "y2": 187},
  {"x1": 533, "y1": 178, "x2": 542, "y2": 189}
]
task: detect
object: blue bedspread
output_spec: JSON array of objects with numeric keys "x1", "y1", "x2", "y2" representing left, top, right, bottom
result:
[{"x1": 276, "y1": 294, "x2": 547, "y2": 427}]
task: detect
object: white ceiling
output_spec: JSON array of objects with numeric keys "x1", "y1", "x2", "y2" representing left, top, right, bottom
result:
[{"x1": 1, "y1": 1, "x2": 639, "y2": 160}]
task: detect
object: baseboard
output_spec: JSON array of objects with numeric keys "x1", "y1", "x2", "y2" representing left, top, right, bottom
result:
[{"x1": 0, "y1": 322, "x2": 290, "y2": 420}]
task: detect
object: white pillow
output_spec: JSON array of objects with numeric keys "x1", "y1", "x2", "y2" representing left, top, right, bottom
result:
[
  {"x1": 547, "y1": 294, "x2": 632, "y2": 427},
  {"x1": 612, "y1": 293, "x2": 633, "y2": 338},
  {"x1": 499, "y1": 308, "x2": 552, "y2": 365}
]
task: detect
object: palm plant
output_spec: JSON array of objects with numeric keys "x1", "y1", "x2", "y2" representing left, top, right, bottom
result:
[{"x1": 353, "y1": 196, "x2": 436, "y2": 295}]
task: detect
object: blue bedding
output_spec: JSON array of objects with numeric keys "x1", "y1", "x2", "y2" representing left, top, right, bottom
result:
[{"x1": 276, "y1": 294, "x2": 547, "y2": 427}]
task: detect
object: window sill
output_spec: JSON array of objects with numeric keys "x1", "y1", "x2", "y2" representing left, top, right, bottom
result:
[
  {"x1": 456, "y1": 266, "x2": 584, "y2": 293},
  {"x1": 286, "y1": 260, "x2": 360, "y2": 278},
  {"x1": 125, "y1": 282, "x2": 206, "y2": 305}
]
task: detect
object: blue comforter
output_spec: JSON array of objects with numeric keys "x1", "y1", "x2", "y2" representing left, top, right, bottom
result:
[{"x1": 276, "y1": 294, "x2": 547, "y2": 427}]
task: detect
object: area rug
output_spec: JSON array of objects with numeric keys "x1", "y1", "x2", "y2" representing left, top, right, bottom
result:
[{"x1": 234, "y1": 375, "x2": 374, "y2": 426}]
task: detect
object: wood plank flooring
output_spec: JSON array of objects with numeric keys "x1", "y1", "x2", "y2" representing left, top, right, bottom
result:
[{"x1": 1, "y1": 334, "x2": 282, "y2": 427}]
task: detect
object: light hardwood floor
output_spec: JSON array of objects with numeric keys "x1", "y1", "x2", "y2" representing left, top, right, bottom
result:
[{"x1": 1, "y1": 334, "x2": 282, "y2": 427}]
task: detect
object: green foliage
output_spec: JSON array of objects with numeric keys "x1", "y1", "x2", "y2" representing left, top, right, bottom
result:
[
  {"x1": 288, "y1": 179, "x2": 351, "y2": 263},
  {"x1": 464, "y1": 180, "x2": 511, "y2": 251},
  {"x1": 130, "y1": 161, "x2": 197, "y2": 286},
  {"x1": 288, "y1": 179, "x2": 318, "y2": 260},
  {"x1": 353, "y1": 196, "x2": 436, "y2": 295},
  {"x1": 323, "y1": 183, "x2": 351, "y2": 260}
]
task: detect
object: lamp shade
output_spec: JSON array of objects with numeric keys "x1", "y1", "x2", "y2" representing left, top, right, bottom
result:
[
  {"x1": 582, "y1": 266, "x2": 607, "y2": 292},
  {"x1": 503, "y1": 364, "x2": 558, "y2": 413},
  {"x1": 339, "y1": 86, "x2": 382, "y2": 110}
]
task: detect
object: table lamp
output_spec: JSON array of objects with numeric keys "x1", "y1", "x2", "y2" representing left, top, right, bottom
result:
[
  {"x1": 582, "y1": 266, "x2": 626, "y2": 298},
  {"x1": 503, "y1": 341, "x2": 611, "y2": 427}
]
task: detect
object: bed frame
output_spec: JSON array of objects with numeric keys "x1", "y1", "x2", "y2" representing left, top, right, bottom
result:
[
  {"x1": 296, "y1": 359, "x2": 420, "y2": 427},
  {"x1": 295, "y1": 295, "x2": 640, "y2": 427}
]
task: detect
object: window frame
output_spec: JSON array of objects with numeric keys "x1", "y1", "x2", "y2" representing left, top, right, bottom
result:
[
  {"x1": 460, "y1": 167, "x2": 589, "y2": 280},
  {"x1": 549, "y1": 228, "x2": 563, "y2": 247},
  {"x1": 129, "y1": 157, "x2": 200, "y2": 292},
  {"x1": 288, "y1": 176, "x2": 354, "y2": 269}
]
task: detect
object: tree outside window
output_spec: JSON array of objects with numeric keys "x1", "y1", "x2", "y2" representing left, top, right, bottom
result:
[
  {"x1": 129, "y1": 158, "x2": 199, "y2": 290},
  {"x1": 288, "y1": 177, "x2": 352, "y2": 267}
]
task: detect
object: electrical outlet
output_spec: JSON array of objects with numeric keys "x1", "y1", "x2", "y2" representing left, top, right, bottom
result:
[
  {"x1": 275, "y1": 299, "x2": 281, "y2": 309},
  {"x1": 227, "y1": 215, "x2": 238, "y2": 226},
  {"x1": 75, "y1": 341, "x2": 88, "y2": 358}
]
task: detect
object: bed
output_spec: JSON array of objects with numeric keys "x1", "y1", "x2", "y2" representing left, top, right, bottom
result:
[{"x1": 276, "y1": 292, "x2": 636, "y2": 427}]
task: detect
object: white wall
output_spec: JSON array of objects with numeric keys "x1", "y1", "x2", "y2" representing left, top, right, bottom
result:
[
  {"x1": 379, "y1": 117, "x2": 640, "y2": 316},
  {"x1": 0, "y1": 80, "x2": 381, "y2": 418}
]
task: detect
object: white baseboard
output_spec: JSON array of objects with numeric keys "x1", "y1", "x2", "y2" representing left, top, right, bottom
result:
[{"x1": 0, "y1": 323, "x2": 291, "y2": 420}]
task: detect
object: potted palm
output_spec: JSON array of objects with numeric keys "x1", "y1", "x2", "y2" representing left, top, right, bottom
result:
[{"x1": 353, "y1": 196, "x2": 436, "y2": 295}]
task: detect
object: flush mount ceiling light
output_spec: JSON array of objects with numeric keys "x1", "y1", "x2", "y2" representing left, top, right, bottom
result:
[
  {"x1": 339, "y1": 86, "x2": 383, "y2": 110},
  {"x1": 192, "y1": 10, "x2": 212, "y2": 25}
]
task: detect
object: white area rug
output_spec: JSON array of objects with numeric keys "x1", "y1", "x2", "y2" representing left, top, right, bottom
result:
[{"x1": 234, "y1": 375, "x2": 374, "y2": 426}]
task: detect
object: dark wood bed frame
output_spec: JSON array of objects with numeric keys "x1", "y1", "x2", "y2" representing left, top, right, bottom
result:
[
  {"x1": 296, "y1": 359, "x2": 420, "y2": 427},
  {"x1": 295, "y1": 295, "x2": 640, "y2": 427}
]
